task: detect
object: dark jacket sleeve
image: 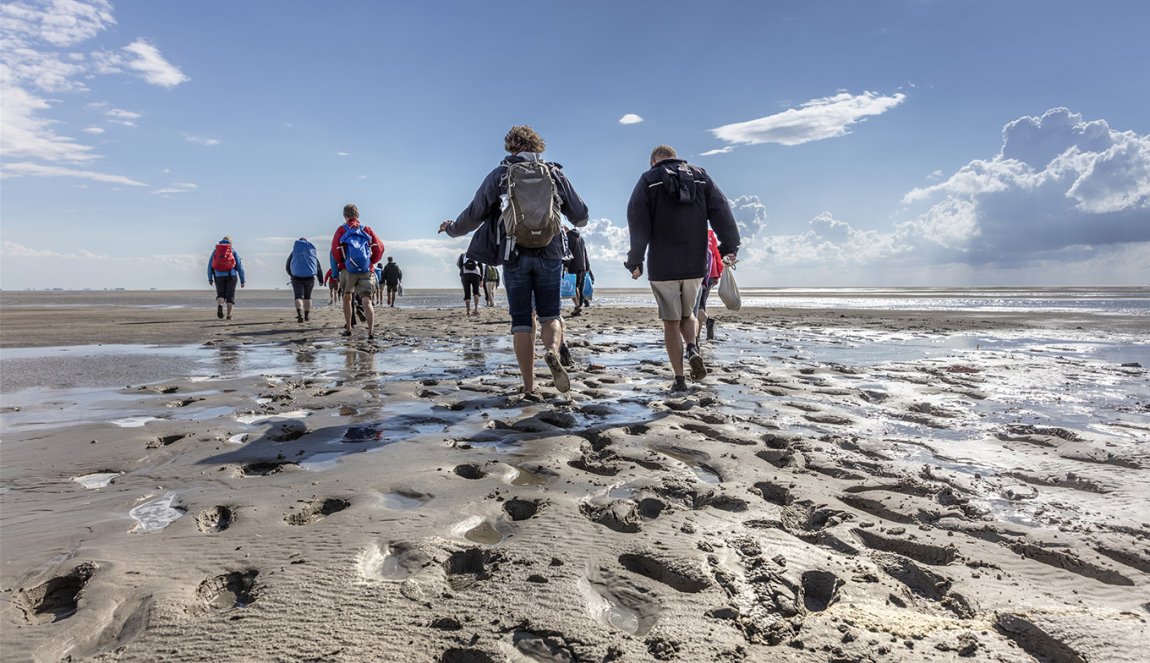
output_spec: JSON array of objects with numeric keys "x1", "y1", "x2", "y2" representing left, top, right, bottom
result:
[
  {"x1": 553, "y1": 167, "x2": 588, "y2": 227},
  {"x1": 446, "y1": 167, "x2": 501, "y2": 237},
  {"x1": 625, "y1": 175, "x2": 652, "y2": 271},
  {"x1": 705, "y1": 176, "x2": 740, "y2": 257},
  {"x1": 285, "y1": 256, "x2": 293, "y2": 278}
]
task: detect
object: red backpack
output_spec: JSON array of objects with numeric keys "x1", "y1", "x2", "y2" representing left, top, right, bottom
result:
[{"x1": 212, "y1": 243, "x2": 236, "y2": 271}]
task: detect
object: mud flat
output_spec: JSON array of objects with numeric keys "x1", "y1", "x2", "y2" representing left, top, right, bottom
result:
[{"x1": 1, "y1": 301, "x2": 1148, "y2": 661}]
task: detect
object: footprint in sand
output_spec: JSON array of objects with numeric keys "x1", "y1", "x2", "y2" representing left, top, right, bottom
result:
[
  {"x1": 195, "y1": 505, "x2": 235, "y2": 533},
  {"x1": 196, "y1": 570, "x2": 259, "y2": 613},
  {"x1": 578, "y1": 566, "x2": 660, "y2": 636},
  {"x1": 618, "y1": 551, "x2": 711, "y2": 593},
  {"x1": 285, "y1": 497, "x2": 350, "y2": 526},
  {"x1": 381, "y1": 489, "x2": 432, "y2": 510},
  {"x1": 800, "y1": 569, "x2": 844, "y2": 612},
  {"x1": 453, "y1": 463, "x2": 487, "y2": 480},
  {"x1": 443, "y1": 548, "x2": 502, "y2": 591},
  {"x1": 146, "y1": 433, "x2": 189, "y2": 449},
  {"x1": 239, "y1": 460, "x2": 298, "y2": 477},
  {"x1": 16, "y1": 562, "x2": 97, "y2": 624},
  {"x1": 358, "y1": 542, "x2": 432, "y2": 582},
  {"x1": 502, "y1": 497, "x2": 543, "y2": 521}
]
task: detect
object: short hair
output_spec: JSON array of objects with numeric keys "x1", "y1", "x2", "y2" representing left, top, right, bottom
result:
[
  {"x1": 651, "y1": 145, "x2": 677, "y2": 163},
  {"x1": 387, "y1": 256, "x2": 394, "y2": 262},
  {"x1": 505, "y1": 125, "x2": 546, "y2": 154},
  {"x1": 343, "y1": 204, "x2": 358, "y2": 219}
]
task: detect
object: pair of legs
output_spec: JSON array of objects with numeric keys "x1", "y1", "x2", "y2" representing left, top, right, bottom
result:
[
  {"x1": 386, "y1": 284, "x2": 398, "y2": 307},
  {"x1": 214, "y1": 275, "x2": 237, "y2": 320},
  {"x1": 651, "y1": 278, "x2": 706, "y2": 388},
  {"x1": 504, "y1": 254, "x2": 568, "y2": 394},
  {"x1": 340, "y1": 271, "x2": 376, "y2": 337},
  {"x1": 373, "y1": 281, "x2": 384, "y2": 306},
  {"x1": 694, "y1": 278, "x2": 716, "y2": 342},
  {"x1": 484, "y1": 281, "x2": 498, "y2": 306},
  {"x1": 462, "y1": 274, "x2": 482, "y2": 316},
  {"x1": 291, "y1": 277, "x2": 316, "y2": 322}
]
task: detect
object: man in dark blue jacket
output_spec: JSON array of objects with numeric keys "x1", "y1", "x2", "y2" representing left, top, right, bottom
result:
[
  {"x1": 626, "y1": 144, "x2": 740, "y2": 392},
  {"x1": 439, "y1": 126, "x2": 589, "y2": 396}
]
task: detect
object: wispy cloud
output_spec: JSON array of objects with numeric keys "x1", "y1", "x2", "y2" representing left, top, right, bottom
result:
[
  {"x1": 184, "y1": 134, "x2": 220, "y2": 146},
  {"x1": 708, "y1": 91, "x2": 906, "y2": 151},
  {"x1": 153, "y1": 182, "x2": 197, "y2": 194},
  {"x1": 120, "y1": 39, "x2": 188, "y2": 88},
  {"x1": 105, "y1": 108, "x2": 141, "y2": 126},
  {"x1": 619, "y1": 113, "x2": 643, "y2": 125},
  {"x1": 2, "y1": 161, "x2": 145, "y2": 185},
  {"x1": 0, "y1": 84, "x2": 95, "y2": 161},
  {"x1": 336, "y1": 151, "x2": 350, "y2": 156},
  {"x1": 82, "y1": 126, "x2": 104, "y2": 134}
]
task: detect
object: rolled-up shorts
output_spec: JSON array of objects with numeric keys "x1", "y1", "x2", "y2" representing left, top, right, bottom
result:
[
  {"x1": 651, "y1": 278, "x2": 702, "y2": 321},
  {"x1": 503, "y1": 254, "x2": 562, "y2": 333},
  {"x1": 214, "y1": 275, "x2": 238, "y2": 304},
  {"x1": 339, "y1": 270, "x2": 376, "y2": 297},
  {"x1": 291, "y1": 276, "x2": 316, "y2": 300}
]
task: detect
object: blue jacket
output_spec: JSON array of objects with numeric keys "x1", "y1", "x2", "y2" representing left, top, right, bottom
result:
[
  {"x1": 444, "y1": 153, "x2": 588, "y2": 265},
  {"x1": 208, "y1": 240, "x2": 246, "y2": 285}
]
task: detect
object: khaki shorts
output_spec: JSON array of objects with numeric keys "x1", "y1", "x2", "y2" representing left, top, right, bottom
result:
[
  {"x1": 651, "y1": 278, "x2": 702, "y2": 321},
  {"x1": 340, "y1": 270, "x2": 376, "y2": 297}
]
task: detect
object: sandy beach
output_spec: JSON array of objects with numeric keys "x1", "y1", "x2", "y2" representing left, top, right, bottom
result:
[{"x1": 1, "y1": 293, "x2": 1148, "y2": 662}]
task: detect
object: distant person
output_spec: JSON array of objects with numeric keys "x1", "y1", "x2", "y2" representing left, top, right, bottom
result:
[
  {"x1": 457, "y1": 253, "x2": 484, "y2": 317},
  {"x1": 207, "y1": 236, "x2": 245, "y2": 320},
  {"x1": 285, "y1": 237, "x2": 324, "y2": 322},
  {"x1": 324, "y1": 267, "x2": 338, "y2": 305},
  {"x1": 439, "y1": 125, "x2": 588, "y2": 395},
  {"x1": 382, "y1": 256, "x2": 403, "y2": 307},
  {"x1": 331, "y1": 204, "x2": 384, "y2": 339},
  {"x1": 625, "y1": 144, "x2": 739, "y2": 392},
  {"x1": 483, "y1": 264, "x2": 500, "y2": 307},
  {"x1": 563, "y1": 226, "x2": 591, "y2": 316},
  {"x1": 373, "y1": 261, "x2": 385, "y2": 306},
  {"x1": 696, "y1": 229, "x2": 724, "y2": 342}
]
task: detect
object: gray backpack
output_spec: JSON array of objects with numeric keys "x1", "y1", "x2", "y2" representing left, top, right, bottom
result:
[{"x1": 500, "y1": 161, "x2": 562, "y2": 252}]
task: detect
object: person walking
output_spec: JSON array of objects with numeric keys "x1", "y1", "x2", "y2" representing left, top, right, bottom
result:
[
  {"x1": 207, "y1": 236, "x2": 245, "y2": 320},
  {"x1": 625, "y1": 144, "x2": 740, "y2": 392},
  {"x1": 324, "y1": 267, "x2": 338, "y2": 305},
  {"x1": 285, "y1": 237, "x2": 324, "y2": 322},
  {"x1": 696, "y1": 229, "x2": 724, "y2": 342},
  {"x1": 373, "y1": 262, "x2": 385, "y2": 306},
  {"x1": 438, "y1": 125, "x2": 588, "y2": 395},
  {"x1": 381, "y1": 256, "x2": 403, "y2": 307},
  {"x1": 482, "y1": 264, "x2": 500, "y2": 307},
  {"x1": 563, "y1": 226, "x2": 591, "y2": 316},
  {"x1": 331, "y1": 204, "x2": 384, "y2": 339},
  {"x1": 457, "y1": 253, "x2": 484, "y2": 317}
]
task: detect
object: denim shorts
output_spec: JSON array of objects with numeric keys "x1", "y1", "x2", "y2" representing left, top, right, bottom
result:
[{"x1": 503, "y1": 254, "x2": 563, "y2": 333}]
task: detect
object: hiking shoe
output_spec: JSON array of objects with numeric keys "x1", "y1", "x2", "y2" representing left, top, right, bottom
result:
[
  {"x1": 559, "y1": 342, "x2": 572, "y2": 367},
  {"x1": 706, "y1": 318, "x2": 716, "y2": 341},
  {"x1": 544, "y1": 350, "x2": 570, "y2": 393},
  {"x1": 570, "y1": 307, "x2": 582, "y2": 317},
  {"x1": 296, "y1": 311, "x2": 304, "y2": 323},
  {"x1": 217, "y1": 304, "x2": 224, "y2": 319},
  {"x1": 671, "y1": 376, "x2": 688, "y2": 392},
  {"x1": 304, "y1": 310, "x2": 310, "y2": 321},
  {"x1": 340, "y1": 328, "x2": 352, "y2": 337},
  {"x1": 686, "y1": 345, "x2": 707, "y2": 381},
  {"x1": 356, "y1": 306, "x2": 367, "y2": 322}
]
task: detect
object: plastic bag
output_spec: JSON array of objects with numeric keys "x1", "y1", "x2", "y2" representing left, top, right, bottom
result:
[
  {"x1": 397, "y1": 284, "x2": 404, "y2": 297},
  {"x1": 717, "y1": 265, "x2": 741, "y2": 311}
]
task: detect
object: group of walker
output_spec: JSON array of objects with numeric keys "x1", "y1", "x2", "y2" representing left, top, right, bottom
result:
[{"x1": 211, "y1": 125, "x2": 739, "y2": 393}]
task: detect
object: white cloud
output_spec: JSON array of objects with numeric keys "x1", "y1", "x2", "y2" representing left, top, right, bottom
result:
[
  {"x1": 336, "y1": 151, "x2": 350, "y2": 156},
  {"x1": 900, "y1": 108, "x2": 1150, "y2": 265},
  {"x1": 0, "y1": 81, "x2": 95, "y2": 160},
  {"x1": 2, "y1": 161, "x2": 145, "y2": 185},
  {"x1": 82, "y1": 126, "x2": 103, "y2": 134},
  {"x1": 153, "y1": 182, "x2": 196, "y2": 194},
  {"x1": 709, "y1": 90, "x2": 906, "y2": 149},
  {"x1": 120, "y1": 39, "x2": 187, "y2": 88},
  {"x1": 618, "y1": 113, "x2": 643, "y2": 125},
  {"x1": 699, "y1": 146, "x2": 736, "y2": 157},
  {"x1": 0, "y1": 0, "x2": 115, "y2": 48},
  {"x1": 105, "y1": 107, "x2": 141, "y2": 126},
  {"x1": 184, "y1": 134, "x2": 220, "y2": 146},
  {"x1": 1, "y1": 240, "x2": 110, "y2": 259}
]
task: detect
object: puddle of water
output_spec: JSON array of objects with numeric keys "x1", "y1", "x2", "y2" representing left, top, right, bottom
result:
[
  {"x1": 577, "y1": 576, "x2": 650, "y2": 636},
  {"x1": 358, "y1": 543, "x2": 425, "y2": 581},
  {"x1": 113, "y1": 416, "x2": 162, "y2": 428},
  {"x1": 509, "y1": 464, "x2": 556, "y2": 486},
  {"x1": 73, "y1": 472, "x2": 120, "y2": 489},
  {"x1": 464, "y1": 520, "x2": 504, "y2": 545},
  {"x1": 172, "y1": 405, "x2": 235, "y2": 421},
  {"x1": 129, "y1": 493, "x2": 184, "y2": 532},
  {"x1": 299, "y1": 452, "x2": 347, "y2": 472},
  {"x1": 651, "y1": 444, "x2": 721, "y2": 484},
  {"x1": 381, "y1": 490, "x2": 431, "y2": 510},
  {"x1": 227, "y1": 433, "x2": 249, "y2": 445},
  {"x1": 235, "y1": 409, "x2": 310, "y2": 424}
]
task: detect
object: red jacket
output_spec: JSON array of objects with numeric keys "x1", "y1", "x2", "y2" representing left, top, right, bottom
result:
[
  {"x1": 706, "y1": 230, "x2": 723, "y2": 281},
  {"x1": 331, "y1": 218, "x2": 384, "y2": 271}
]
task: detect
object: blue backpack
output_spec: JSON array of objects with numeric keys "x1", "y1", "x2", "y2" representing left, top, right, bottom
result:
[
  {"x1": 340, "y1": 224, "x2": 373, "y2": 274},
  {"x1": 289, "y1": 239, "x2": 318, "y2": 277}
]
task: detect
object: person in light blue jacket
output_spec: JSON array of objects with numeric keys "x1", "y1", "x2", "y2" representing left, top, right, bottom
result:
[{"x1": 207, "y1": 236, "x2": 246, "y2": 320}]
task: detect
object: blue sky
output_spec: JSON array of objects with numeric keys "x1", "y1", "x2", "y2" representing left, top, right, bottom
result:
[{"x1": 2, "y1": 0, "x2": 1148, "y2": 290}]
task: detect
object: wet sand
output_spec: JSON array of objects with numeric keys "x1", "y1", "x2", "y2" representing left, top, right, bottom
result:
[{"x1": 1, "y1": 299, "x2": 1148, "y2": 661}]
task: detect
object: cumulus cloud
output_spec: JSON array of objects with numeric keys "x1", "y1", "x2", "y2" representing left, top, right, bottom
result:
[
  {"x1": 900, "y1": 108, "x2": 1150, "y2": 265},
  {"x1": 708, "y1": 91, "x2": 906, "y2": 150},
  {"x1": 618, "y1": 113, "x2": 643, "y2": 125}
]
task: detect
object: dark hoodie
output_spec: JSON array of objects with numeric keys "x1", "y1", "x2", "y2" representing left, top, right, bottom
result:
[{"x1": 625, "y1": 158, "x2": 740, "y2": 281}]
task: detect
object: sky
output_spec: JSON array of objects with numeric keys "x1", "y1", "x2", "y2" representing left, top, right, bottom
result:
[{"x1": 2, "y1": 0, "x2": 1149, "y2": 291}]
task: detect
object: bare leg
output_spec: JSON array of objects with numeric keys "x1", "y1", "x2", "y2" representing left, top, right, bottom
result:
[
  {"x1": 362, "y1": 294, "x2": 375, "y2": 335},
  {"x1": 343, "y1": 294, "x2": 353, "y2": 329},
  {"x1": 225, "y1": 302, "x2": 234, "y2": 318},
  {"x1": 663, "y1": 319, "x2": 686, "y2": 377},
  {"x1": 513, "y1": 323, "x2": 537, "y2": 392},
  {"x1": 540, "y1": 318, "x2": 563, "y2": 355}
]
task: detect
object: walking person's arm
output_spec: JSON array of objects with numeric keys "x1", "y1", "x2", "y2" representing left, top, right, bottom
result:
[{"x1": 624, "y1": 177, "x2": 652, "y2": 278}]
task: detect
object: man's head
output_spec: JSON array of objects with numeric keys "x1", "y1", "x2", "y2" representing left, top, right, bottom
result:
[
  {"x1": 343, "y1": 203, "x2": 358, "y2": 220},
  {"x1": 505, "y1": 125, "x2": 546, "y2": 154},
  {"x1": 650, "y1": 144, "x2": 677, "y2": 166},
  {"x1": 387, "y1": 256, "x2": 394, "y2": 263}
]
